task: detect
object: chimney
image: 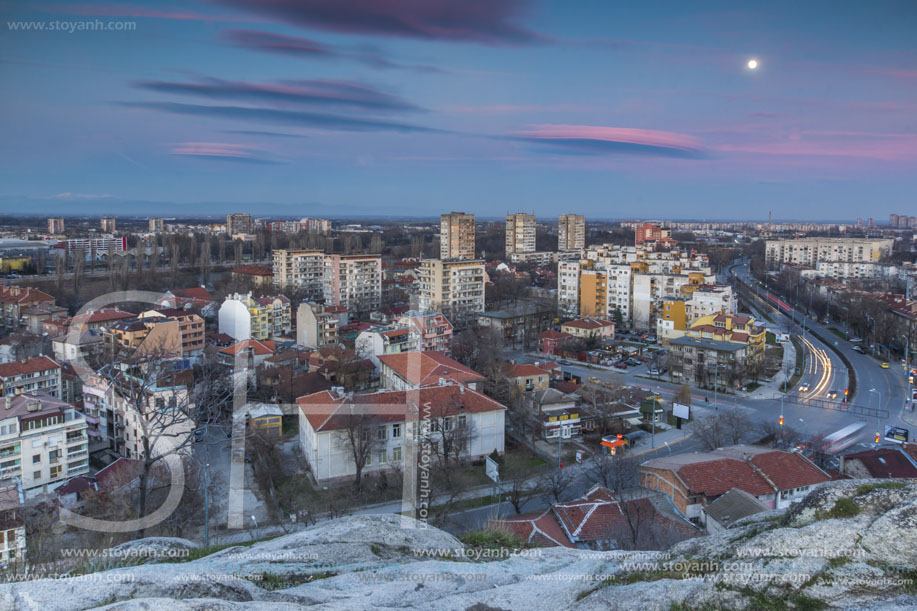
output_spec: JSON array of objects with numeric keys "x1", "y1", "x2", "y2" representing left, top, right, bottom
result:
[{"x1": 3, "y1": 396, "x2": 11, "y2": 410}]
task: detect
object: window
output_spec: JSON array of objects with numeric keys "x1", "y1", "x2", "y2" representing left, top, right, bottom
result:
[
  {"x1": 365, "y1": 453, "x2": 372, "y2": 466},
  {"x1": 32, "y1": 455, "x2": 40, "y2": 464},
  {"x1": 392, "y1": 423, "x2": 401, "y2": 438},
  {"x1": 50, "y1": 465, "x2": 61, "y2": 478},
  {"x1": 443, "y1": 417, "x2": 453, "y2": 432},
  {"x1": 33, "y1": 471, "x2": 41, "y2": 480},
  {"x1": 377, "y1": 450, "x2": 387, "y2": 464},
  {"x1": 430, "y1": 419, "x2": 440, "y2": 433},
  {"x1": 376, "y1": 427, "x2": 386, "y2": 441},
  {"x1": 392, "y1": 447, "x2": 402, "y2": 461},
  {"x1": 458, "y1": 415, "x2": 467, "y2": 429}
]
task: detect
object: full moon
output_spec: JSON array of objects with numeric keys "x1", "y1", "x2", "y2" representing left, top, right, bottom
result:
[{"x1": 747, "y1": 59, "x2": 759, "y2": 70}]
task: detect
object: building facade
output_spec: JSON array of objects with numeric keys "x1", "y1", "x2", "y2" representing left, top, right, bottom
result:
[
  {"x1": 272, "y1": 249, "x2": 325, "y2": 299},
  {"x1": 323, "y1": 254, "x2": 382, "y2": 313},
  {"x1": 765, "y1": 238, "x2": 894, "y2": 268},
  {"x1": 557, "y1": 214, "x2": 585, "y2": 251},
  {"x1": 47, "y1": 218, "x2": 64, "y2": 234},
  {"x1": 417, "y1": 259, "x2": 486, "y2": 327},
  {"x1": 440, "y1": 212, "x2": 476, "y2": 260},
  {"x1": 226, "y1": 213, "x2": 254, "y2": 235},
  {"x1": 100, "y1": 217, "x2": 116, "y2": 233},
  {"x1": 505, "y1": 213, "x2": 536, "y2": 255}
]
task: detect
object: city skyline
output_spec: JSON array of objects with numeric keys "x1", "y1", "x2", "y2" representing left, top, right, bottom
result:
[{"x1": 2, "y1": 1, "x2": 916, "y2": 218}]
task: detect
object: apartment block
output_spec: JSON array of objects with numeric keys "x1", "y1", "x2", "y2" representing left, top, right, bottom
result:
[
  {"x1": 440, "y1": 212, "x2": 476, "y2": 260},
  {"x1": 355, "y1": 326, "x2": 420, "y2": 367},
  {"x1": 323, "y1": 254, "x2": 382, "y2": 313},
  {"x1": 397, "y1": 311, "x2": 454, "y2": 354},
  {"x1": 296, "y1": 302, "x2": 345, "y2": 348},
  {"x1": 149, "y1": 218, "x2": 164, "y2": 232},
  {"x1": 100, "y1": 217, "x2": 116, "y2": 233},
  {"x1": 634, "y1": 222, "x2": 676, "y2": 248},
  {"x1": 557, "y1": 214, "x2": 585, "y2": 251},
  {"x1": 0, "y1": 480, "x2": 25, "y2": 563},
  {"x1": 272, "y1": 249, "x2": 325, "y2": 299},
  {"x1": 417, "y1": 259, "x2": 486, "y2": 327},
  {"x1": 0, "y1": 392, "x2": 89, "y2": 497},
  {"x1": 218, "y1": 292, "x2": 291, "y2": 341},
  {"x1": 47, "y1": 218, "x2": 64, "y2": 234},
  {"x1": 505, "y1": 213, "x2": 536, "y2": 255},
  {"x1": 226, "y1": 213, "x2": 254, "y2": 235},
  {"x1": 0, "y1": 286, "x2": 55, "y2": 330},
  {"x1": 0, "y1": 356, "x2": 62, "y2": 398},
  {"x1": 557, "y1": 244, "x2": 716, "y2": 331},
  {"x1": 134, "y1": 309, "x2": 206, "y2": 357},
  {"x1": 765, "y1": 237, "x2": 894, "y2": 268},
  {"x1": 266, "y1": 218, "x2": 331, "y2": 234}
]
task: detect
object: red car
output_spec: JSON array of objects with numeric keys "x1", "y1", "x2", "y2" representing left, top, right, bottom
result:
[{"x1": 614, "y1": 362, "x2": 628, "y2": 370}]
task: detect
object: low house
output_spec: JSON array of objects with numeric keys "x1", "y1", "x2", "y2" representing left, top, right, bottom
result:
[
  {"x1": 218, "y1": 339, "x2": 276, "y2": 368},
  {"x1": 640, "y1": 445, "x2": 831, "y2": 523},
  {"x1": 839, "y1": 448, "x2": 917, "y2": 479},
  {"x1": 231, "y1": 265, "x2": 273, "y2": 286},
  {"x1": 297, "y1": 385, "x2": 505, "y2": 483},
  {"x1": 238, "y1": 403, "x2": 284, "y2": 438},
  {"x1": 703, "y1": 488, "x2": 769, "y2": 534},
  {"x1": 52, "y1": 330, "x2": 103, "y2": 362},
  {"x1": 491, "y1": 484, "x2": 697, "y2": 550},
  {"x1": 355, "y1": 326, "x2": 419, "y2": 367},
  {"x1": 537, "y1": 329, "x2": 574, "y2": 356},
  {"x1": 525, "y1": 387, "x2": 581, "y2": 440},
  {"x1": 378, "y1": 351, "x2": 484, "y2": 391},
  {"x1": 19, "y1": 302, "x2": 68, "y2": 335},
  {"x1": 506, "y1": 362, "x2": 551, "y2": 395},
  {"x1": 561, "y1": 318, "x2": 615, "y2": 341}
]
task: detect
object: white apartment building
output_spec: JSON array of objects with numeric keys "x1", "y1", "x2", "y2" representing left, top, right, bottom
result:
[
  {"x1": 355, "y1": 326, "x2": 420, "y2": 367},
  {"x1": 0, "y1": 392, "x2": 89, "y2": 497},
  {"x1": 505, "y1": 213, "x2": 536, "y2": 255},
  {"x1": 298, "y1": 385, "x2": 505, "y2": 483},
  {"x1": 765, "y1": 238, "x2": 894, "y2": 268},
  {"x1": 296, "y1": 302, "x2": 345, "y2": 348},
  {"x1": 323, "y1": 254, "x2": 382, "y2": 313},
  {"x1": 509, "y1": 251, "x2": 556, "y2": 266},
  {"x1": 557, "y1": 245, "x2": 715, "y2": 331},
  {"x1": 686, "y1": 285, "x2": 737, "y2": 323},
  {"x1": 272, "y1": 249, "x2": 325, "y2": 299},
  {"x1": 440, "y1": 212, "x2": 476, "y2": 260},
  {"x1": 813, "y1": 261, "x2": 909, "y2": 283},
  {"x1": 417, "y1": 259, "x2": 486, "y2": 326},
  {"x1": 558, "y1": 214, "x2": 585, "y2": 251}
]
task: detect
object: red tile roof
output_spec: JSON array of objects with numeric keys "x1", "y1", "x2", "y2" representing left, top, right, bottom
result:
[
  {"x1": 489, "y1": 509, "x2": 575, "y2": 548},
  {"x1": 378, "y1": 351, "x2": 484, "y2": 387},
  {"x1": 539, "y1": 329, "x2": 570, "y2": 340},
  {"x1": 563, "y1": 318, "x2": 614, "y2": 330},
  {"x1": 676, "y1": 458, "x2": 775, "y2": 497},
  {"x1": 170, "y1": 287, "x2": 214, "y2": 302},
  {"x1": 748, "y1": 450, "x2": 832, "y2": 490},
  {"x1": 507, "y1": 363, "x2": 549, "y2": 378},
  {"x1": 219, "y1": 339, "x2": 275, "y2": 356},
  {"x1": 72, "y1": 308, "x2": 134, "y2": 325},
  {"x1": 842, "y1": 448, "x2": 917, "y2": 479},
  {"x1": 297, "y1": 384, "x2": 505, "y2": 432},
  {"x1": 0, "y1": 355, "x2": 61, "y2": 378},
  {"x1": 0, "y1": 286, "x2": 54, "y2": 305}
]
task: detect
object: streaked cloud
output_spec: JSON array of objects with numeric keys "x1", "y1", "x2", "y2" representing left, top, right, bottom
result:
[
  {"x1": 169, "y1": 141, "x2": 283, "y2": 164},
  {"x1": 134, "y1": 76, "x2": 421, "y2": 112},
  {"x1": 510, "y1": 124, "x2": 706, "y2": 159},
  {"x1": 215, "y1": 0, "x2": 543, "y2": 44}
]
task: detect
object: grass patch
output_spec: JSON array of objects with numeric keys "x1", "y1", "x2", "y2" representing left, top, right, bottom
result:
[
  {"x1": 246, "y1": 571, "x2": 336, "y2": 591},
  {"x1": 826, "y1": 556, "x2": 851, "y2": 569},
  {"x1": 856, "y1": 482, "x2": 906, "y2": 495},
  {"x1": 821, "y1": 497, "x2": 859, "y2": 519},
  {"x1": 460, "y1": 528, "x2": 527, "y2": 549},
  {"x1": 828, "y1": 328, "x2": 847, "y2": 341}
]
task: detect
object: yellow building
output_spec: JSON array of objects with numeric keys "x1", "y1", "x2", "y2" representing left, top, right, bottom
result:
[
  {"x1": 684, "y1": 314, "x2": 766, "y2": 363},
  {"x1": 0, "y1": 257, "x2": 31, "y2": 274}
]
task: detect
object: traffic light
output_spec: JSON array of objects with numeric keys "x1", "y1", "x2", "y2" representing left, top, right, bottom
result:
[
  {"x1": 779, "y1": 415, "x2": 784, "y2": 426},
  {"x1": 875, "y1": 432, "x2": 880, "y2": 444}
]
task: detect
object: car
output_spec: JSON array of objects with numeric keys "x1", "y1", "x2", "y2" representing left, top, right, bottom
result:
[
  {"x1": 193, "y1": 428, "x2": 206, "y2": 442},
  {"x1": 558, "y1": 360, "x2": 571, "y2": 366},
  {"x1": 850, "y1": 337, "x2": 863, "y2": 344},
  {"x1": 880, "y1": 362, "x2": 890, "y2": 369},
  {"x1": 826, "y1": 390, "x2": 838, "y2": 399},
  {"x1": 852, "y1": 345, "x2": 865, "y2": 353},
  {"x1": 648, "y1": 368, "x2": 660, "y2": 376},
  {"x1": 799, "y1": 383, "x2": 810, "y2": 392},
  {"x1": 613, "y1": 362, "x2": 627, "y2": 370}
]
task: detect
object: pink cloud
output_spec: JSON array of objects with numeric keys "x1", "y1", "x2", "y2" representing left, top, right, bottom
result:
[
  {"x1": 169, "y1": 142, "x2": 281, "y2": 163},
  {"x1": 714, "y1": 134, "x2": 917, "y2": 162},
  {"x1": 514, "y1": 124, "x2": 704, "y2": 156}
]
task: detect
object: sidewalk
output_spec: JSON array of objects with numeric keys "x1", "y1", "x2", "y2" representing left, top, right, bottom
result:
[
  {"x1": 628, "y1": 426, "x2": 693, "y2": 458},
  {"x1": 742, "y1": 339, "x2": 796, "y2": 400}
]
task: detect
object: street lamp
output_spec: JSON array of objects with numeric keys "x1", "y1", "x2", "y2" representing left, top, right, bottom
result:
[{"x1": 869, "y1": 389, "x2": 883, "y2": 448}]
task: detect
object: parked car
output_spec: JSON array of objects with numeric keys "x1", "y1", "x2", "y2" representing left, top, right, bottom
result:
[
  {"x1": 850, "y1": 337, "x2": 863, "y2": 344},
  {"x1": 193, "y1": 428, "x2": 206, "y2": 442},
  {"x1": 648, "y1": 368, "x2": 660, "y2": 376},
  {"x1": 614, "y1": 362, "x2": 627, "y2": 370},
  {"x1": 852, "y1": 345, "x2": 865, "y2": 353}
]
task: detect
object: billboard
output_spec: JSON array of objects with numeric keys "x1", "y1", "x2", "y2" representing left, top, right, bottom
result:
[
  {"x1": 885, "y1": 426, "x2": 909, "y2": 444},
  {"x1": 673, "y1": 402, "x2": 691, "y2": 420}
]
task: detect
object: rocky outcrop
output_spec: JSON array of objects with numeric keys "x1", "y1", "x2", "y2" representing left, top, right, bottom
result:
[{"x1": 4, "y1": 481, "x2": 917, "y2": 610}]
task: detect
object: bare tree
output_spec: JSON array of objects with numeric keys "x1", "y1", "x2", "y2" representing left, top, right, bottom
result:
[
  {"x1": 539, "y1": 465, "x2": 579, "y2": 504},
  {"x1": 693, "y1": 407, "x2": 751, "y2": 450},
  {"x1": 335, "y1": 410, "x2": 382, "y2": 491},
  {"x1": 588, "y1": 453, "x2": 639, "y2": 491}
]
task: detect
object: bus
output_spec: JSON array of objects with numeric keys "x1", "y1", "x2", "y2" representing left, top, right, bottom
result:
[{"x1": 820, "y1": 422, "x2": 867, "y2": 455}]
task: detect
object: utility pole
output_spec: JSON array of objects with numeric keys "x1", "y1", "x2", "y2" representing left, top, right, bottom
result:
[
  {"x1": 204, "y1": 462, "x2": 211, "y2": 548},
  {"x1": 713, "y1": 361, "x2": 720, "y2": 412}
]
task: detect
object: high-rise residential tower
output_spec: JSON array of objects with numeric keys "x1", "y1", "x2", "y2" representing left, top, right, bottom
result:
[
  {"x1": 505, "y1": 213, "x2": 536, "y2": 255},
  {"x1": 557, "y1": 214, "x2": 585, "y2": 251},
  {"x1": 440, "y1": 212, "x2": 476, "y2": 260}
]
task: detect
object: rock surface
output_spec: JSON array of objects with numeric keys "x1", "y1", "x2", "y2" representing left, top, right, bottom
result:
[{"x1": 4, "y1": 481, "x2": 917, "y2": 610}]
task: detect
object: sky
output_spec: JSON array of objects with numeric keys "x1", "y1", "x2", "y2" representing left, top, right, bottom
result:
[{"x1": 1, "y1": 0, "x2": 916, "y2": 220}]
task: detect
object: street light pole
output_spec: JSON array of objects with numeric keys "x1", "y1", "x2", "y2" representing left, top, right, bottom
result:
[{"x1": 713, "y1": 361, "x2": 719, "y2": 412}]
